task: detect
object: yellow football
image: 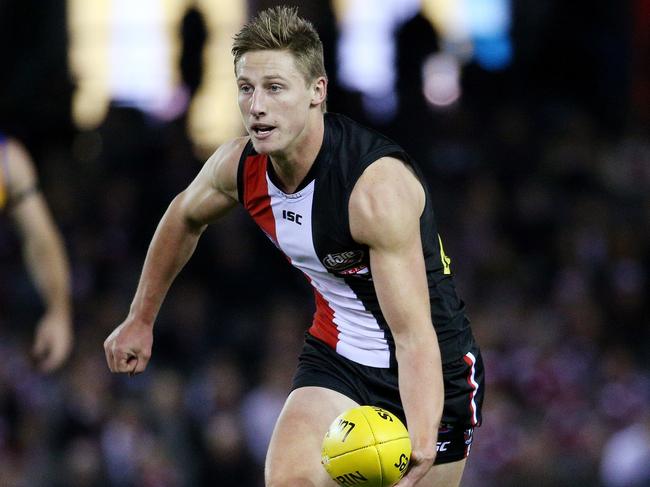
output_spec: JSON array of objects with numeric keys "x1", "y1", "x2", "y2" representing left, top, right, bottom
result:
[{"x1": 321, "y1": 406, "x2": 411, "y2": 487}]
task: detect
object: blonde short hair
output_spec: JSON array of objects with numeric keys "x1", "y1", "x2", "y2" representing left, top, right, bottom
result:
[{"x1": 232, "y1": 6, "x2": 327, "y2": 109}]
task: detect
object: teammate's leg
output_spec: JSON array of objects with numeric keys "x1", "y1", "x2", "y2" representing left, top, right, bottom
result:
[
  {"x1": 265, "y1": 386, "x2": 359, "y2": 487},
  {"x1": 417, "y1": 459, "x2": 466, "y2": 487}
]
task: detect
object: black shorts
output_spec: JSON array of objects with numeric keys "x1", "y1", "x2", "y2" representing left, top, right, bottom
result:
[{"x1": 291, "y1": 333, "x2": 485, "y2": 465}]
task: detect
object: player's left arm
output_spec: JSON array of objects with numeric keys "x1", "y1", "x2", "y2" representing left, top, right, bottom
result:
[
  {"x1": 7, "y1": 139, "x2": 73, "y2": 372},
  {"x1": 349, "y1": 157, "x2": 443, "y2": 485}
]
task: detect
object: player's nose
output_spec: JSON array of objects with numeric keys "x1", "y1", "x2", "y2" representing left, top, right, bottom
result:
[{"x1": 250, "y1": 90, "x2": 266, "y2": 117}]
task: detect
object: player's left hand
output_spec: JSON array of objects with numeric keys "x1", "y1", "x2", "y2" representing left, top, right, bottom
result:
[
  {"x1": 393, "y1": 449, "x2": 436, "y2": 487},
  {"x1": 32, "y1": 311, "x2": 74, "y2": 373}
]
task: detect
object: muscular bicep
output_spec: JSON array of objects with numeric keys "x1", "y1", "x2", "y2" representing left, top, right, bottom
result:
[
  {"x1": 179, "y1": 138, "x2": 246, "y2": 228},
  {"x1": 180, "y1": 171, "x2": 235, "y2": 229},
  {"x1": 349, "y1": 158, "x2": 432, "y2": 339}
]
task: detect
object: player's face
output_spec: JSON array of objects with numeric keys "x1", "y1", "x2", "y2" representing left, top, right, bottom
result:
[{"x1": 236, "y1": 49, "x2": 321, "y2": 156}]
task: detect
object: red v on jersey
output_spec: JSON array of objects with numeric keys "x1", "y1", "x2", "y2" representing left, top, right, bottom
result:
[{"x1": 243, "y1": 154, "x2": 277, "y2": 245}]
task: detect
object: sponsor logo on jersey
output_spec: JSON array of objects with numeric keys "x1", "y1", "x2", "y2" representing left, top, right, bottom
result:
[
  {"x1": 322, "y1": 250, "x2": 364, "y2": 271},
  {"x1": 338, "y1": 265, "x2": 369, "y2": 276},
  {"x1": 282, "y1": 209, "x2": 303, "y2": 225}
]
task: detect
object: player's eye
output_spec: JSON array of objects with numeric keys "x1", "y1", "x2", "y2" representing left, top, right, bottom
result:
[
  {"x1": 270, "y1": 84, "x2": 282, "y2": 92},
  {"x1": 239, "y1": 84, "x2": 253, "y2": 94}
]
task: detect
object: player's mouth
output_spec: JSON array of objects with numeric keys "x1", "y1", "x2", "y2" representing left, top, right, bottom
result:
[{"x1": 251, "y1": 123, "x2": 276, "y2": 139}]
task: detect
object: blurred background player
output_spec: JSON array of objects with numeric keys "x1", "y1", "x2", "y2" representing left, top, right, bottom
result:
[{"x1": 0, "y1": 133, "x2": 73, "y2": 372}]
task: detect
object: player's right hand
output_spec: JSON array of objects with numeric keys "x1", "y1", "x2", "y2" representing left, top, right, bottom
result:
[
  {"x1": 393, "y1": 448, "x2": 436, "y2": 487},
  {"x1": 103, "y1": 318, "x2": 153, "y2": 375}
]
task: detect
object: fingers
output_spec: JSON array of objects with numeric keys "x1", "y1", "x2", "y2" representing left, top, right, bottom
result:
[
  {"x1": 394, "y1": 469, "x2": 420, "y2": 487},
  {"x1": 393, "y1": 456, "x2": 433, "y2": 487},
  {"x1": 32, "y1": 327, "x2": 73, "y2": 373},
  {"x1": 132, "y1": 354, "x2": 149, "y2": 375},
  {"x1": 37, "y1": 348, "x2": 63, "y2": 373},
  {"x1": 103, "y1": 323, "x2": 152, "y2": 375},
  {"x1": 103, "y1": 337, "x2": 114, "y2": 372},
  {"x1": 32, "y1": 334, "x2": 53, "y2": 372},
  {"x1": 104, "y1": 340, "x2": 148, "y2": 375},
  {"x1": 109, "y1": 347, "x2": 137, "y2": 373},
  {"x1": 119, "y1": 352, "x2": 136, "y2": 375},
  {"x1": 32, "y1": 331, "x2": 48, "y2": 362},
  {"x1": 103, "y1": 333, "x2": 125, "y2": 373}
]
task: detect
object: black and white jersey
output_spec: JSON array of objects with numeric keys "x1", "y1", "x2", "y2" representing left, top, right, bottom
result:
[{"x1": 237, "y1": 113, "x2": 473, "y2": 368}]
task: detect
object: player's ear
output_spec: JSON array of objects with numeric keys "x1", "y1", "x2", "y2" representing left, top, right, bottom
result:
[{"x1": 311, "y1": 76, "x2": 327, "y2": 107}]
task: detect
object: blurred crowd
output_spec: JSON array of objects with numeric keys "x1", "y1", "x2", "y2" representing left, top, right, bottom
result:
[{"x1": 1, "y1": 1, "x2": 649, "y2": 486}]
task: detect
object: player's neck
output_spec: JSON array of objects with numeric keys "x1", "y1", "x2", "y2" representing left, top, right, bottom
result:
[{"x1": 270, "y1": 115, "x2": 324, "y2": 194}]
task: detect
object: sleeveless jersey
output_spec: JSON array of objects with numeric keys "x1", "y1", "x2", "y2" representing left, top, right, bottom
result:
[{"x1": 237, "y1": 113, "x2": 473, "y2": 368}]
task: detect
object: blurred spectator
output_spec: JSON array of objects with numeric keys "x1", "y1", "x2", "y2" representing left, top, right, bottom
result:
[{"x1": 600, "y1": 413, "x2": 650, "y2": 487}]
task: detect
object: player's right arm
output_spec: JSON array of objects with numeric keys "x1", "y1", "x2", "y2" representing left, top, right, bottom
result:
[{"x1": 104, "y1": 137, "x2": 246, "y2": 375}]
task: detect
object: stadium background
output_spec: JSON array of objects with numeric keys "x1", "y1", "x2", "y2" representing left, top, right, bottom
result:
[{"x1": 0, "y1": 0, "x2": 649, "y2": 485}]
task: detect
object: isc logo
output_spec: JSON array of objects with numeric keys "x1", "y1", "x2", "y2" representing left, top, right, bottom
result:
[
  {"x1": 282, "y1": 209, "x2": 302, "y2": 225},
  {"x1": 436, "y1": 441, "x2": 451, "y2": 452}
]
